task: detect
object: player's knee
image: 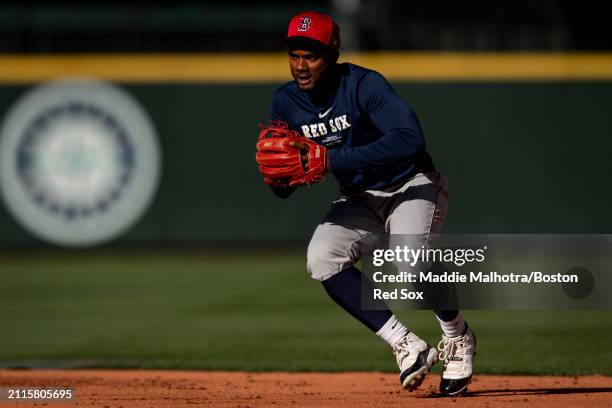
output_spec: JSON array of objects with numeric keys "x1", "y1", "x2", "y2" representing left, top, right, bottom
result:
[{"x1": 306, "y1": 240, "x2": 354, "y2": 282}]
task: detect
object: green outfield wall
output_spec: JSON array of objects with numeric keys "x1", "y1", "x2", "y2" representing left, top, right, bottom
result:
[{"x1": 0, "y1": 81, "x2": 610, "y2": 245}]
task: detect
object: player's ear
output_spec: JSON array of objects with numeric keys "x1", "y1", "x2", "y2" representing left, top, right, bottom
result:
[{"x1": 326, "y1": 49, "x2": 339, "y2": 64}]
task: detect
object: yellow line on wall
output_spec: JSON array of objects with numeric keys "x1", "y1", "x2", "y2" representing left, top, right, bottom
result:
[
  {"x1": 0, "y1": 53, "x2": 612, "y2": 83},
  {"x1": 348, "y1": 53, "x2": 612, "y2": 81}
]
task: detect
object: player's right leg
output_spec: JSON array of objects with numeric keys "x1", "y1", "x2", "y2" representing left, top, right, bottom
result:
[{"x1": 307, "y1": 196, "x2": 436, "y2": 391}]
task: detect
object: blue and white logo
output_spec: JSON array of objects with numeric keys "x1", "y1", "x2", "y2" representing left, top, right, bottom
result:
[{"x1": 0, "y1": 79, "x2": 161, "y2": 246}]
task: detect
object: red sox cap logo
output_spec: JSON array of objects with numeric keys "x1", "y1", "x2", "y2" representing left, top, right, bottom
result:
[{"x1": 297, "y1": 16, "x2": 311, "y2": 31}]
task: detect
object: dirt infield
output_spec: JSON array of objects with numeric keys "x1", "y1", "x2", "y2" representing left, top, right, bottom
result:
[{"x1": 0, "y1": 370, "x2": 610, "y2": 407}]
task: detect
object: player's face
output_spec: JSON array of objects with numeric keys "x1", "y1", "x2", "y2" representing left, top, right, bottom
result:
[{"x1": 288, "y1": 49, "x2": 329, "y2": 91}]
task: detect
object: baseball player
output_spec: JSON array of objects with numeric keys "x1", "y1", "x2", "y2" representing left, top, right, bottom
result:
[{"x1": 256, "y1": 11, "x2": 476, "y2": 395}]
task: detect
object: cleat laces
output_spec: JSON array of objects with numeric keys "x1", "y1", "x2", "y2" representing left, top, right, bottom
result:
[
  {"x1": 393, "y1": 337, "x2": 412, "y2": 367},
  {"x1": 437, "y1": 333, "x2": 471, "y2": 376}
]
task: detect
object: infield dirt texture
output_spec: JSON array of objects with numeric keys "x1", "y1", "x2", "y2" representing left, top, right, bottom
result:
[
  {"x1": 1, "y1": 370, "x2": 611, "y2": 407},
  {"x1": 0, "y1": 252, "x2": 610, "y2": 406}
]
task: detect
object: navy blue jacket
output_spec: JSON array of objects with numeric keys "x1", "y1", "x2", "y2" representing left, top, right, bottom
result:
[{"x1": 270, "y1": 63, "x2": 434, "y2": 193}]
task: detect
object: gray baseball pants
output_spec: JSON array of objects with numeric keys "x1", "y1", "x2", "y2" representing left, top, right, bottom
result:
[{"x1": 307, "y1": 171, "x2": 449, "y2": 281}]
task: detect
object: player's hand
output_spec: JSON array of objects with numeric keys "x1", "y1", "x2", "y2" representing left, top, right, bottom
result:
[
  {"x1": 289, "y1": 141, "x2": 331, "y2": 172},
  {"x1": 256, "y1": 121, "x2": 327, "y2": 187},
  {"x1": 288, "y1": 140, "x2": 310, "y2": 170}
]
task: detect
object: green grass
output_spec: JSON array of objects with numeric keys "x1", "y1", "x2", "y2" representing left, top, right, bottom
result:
[{"x1": 0, "y1": 251, "x2": 610, "y2": 375}]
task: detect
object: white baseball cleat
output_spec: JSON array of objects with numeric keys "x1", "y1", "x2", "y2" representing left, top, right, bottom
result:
[
  {"x1": 438, "y1": 325, "x2": 477, "y2": 396},
  {"x1": 393, "y1": 333, "x2": 439, "y2": 391}
]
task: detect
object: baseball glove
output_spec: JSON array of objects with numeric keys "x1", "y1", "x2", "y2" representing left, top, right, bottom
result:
[{"x1": 255, "y1": 121, "x2": 327, "y2": 187}]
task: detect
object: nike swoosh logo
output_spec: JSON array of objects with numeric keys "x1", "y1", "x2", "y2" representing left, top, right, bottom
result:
[{"x1": 318, "y1": 107, "x2": 333, "y2": 118}]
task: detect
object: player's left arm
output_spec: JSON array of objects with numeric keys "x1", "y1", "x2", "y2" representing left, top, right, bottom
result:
[{"x1": 328, "y1": 72, "x2": 426, "y2": 172}]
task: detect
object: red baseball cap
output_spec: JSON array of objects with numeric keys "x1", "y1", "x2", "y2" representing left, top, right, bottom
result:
[{"x1": 285, "y1": 11, "x2": 341, "y2": 51}]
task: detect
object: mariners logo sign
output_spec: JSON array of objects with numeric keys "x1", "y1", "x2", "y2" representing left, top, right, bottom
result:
[{"x1": 0, "y1": 79, "x2": 161, "y2": 246}]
